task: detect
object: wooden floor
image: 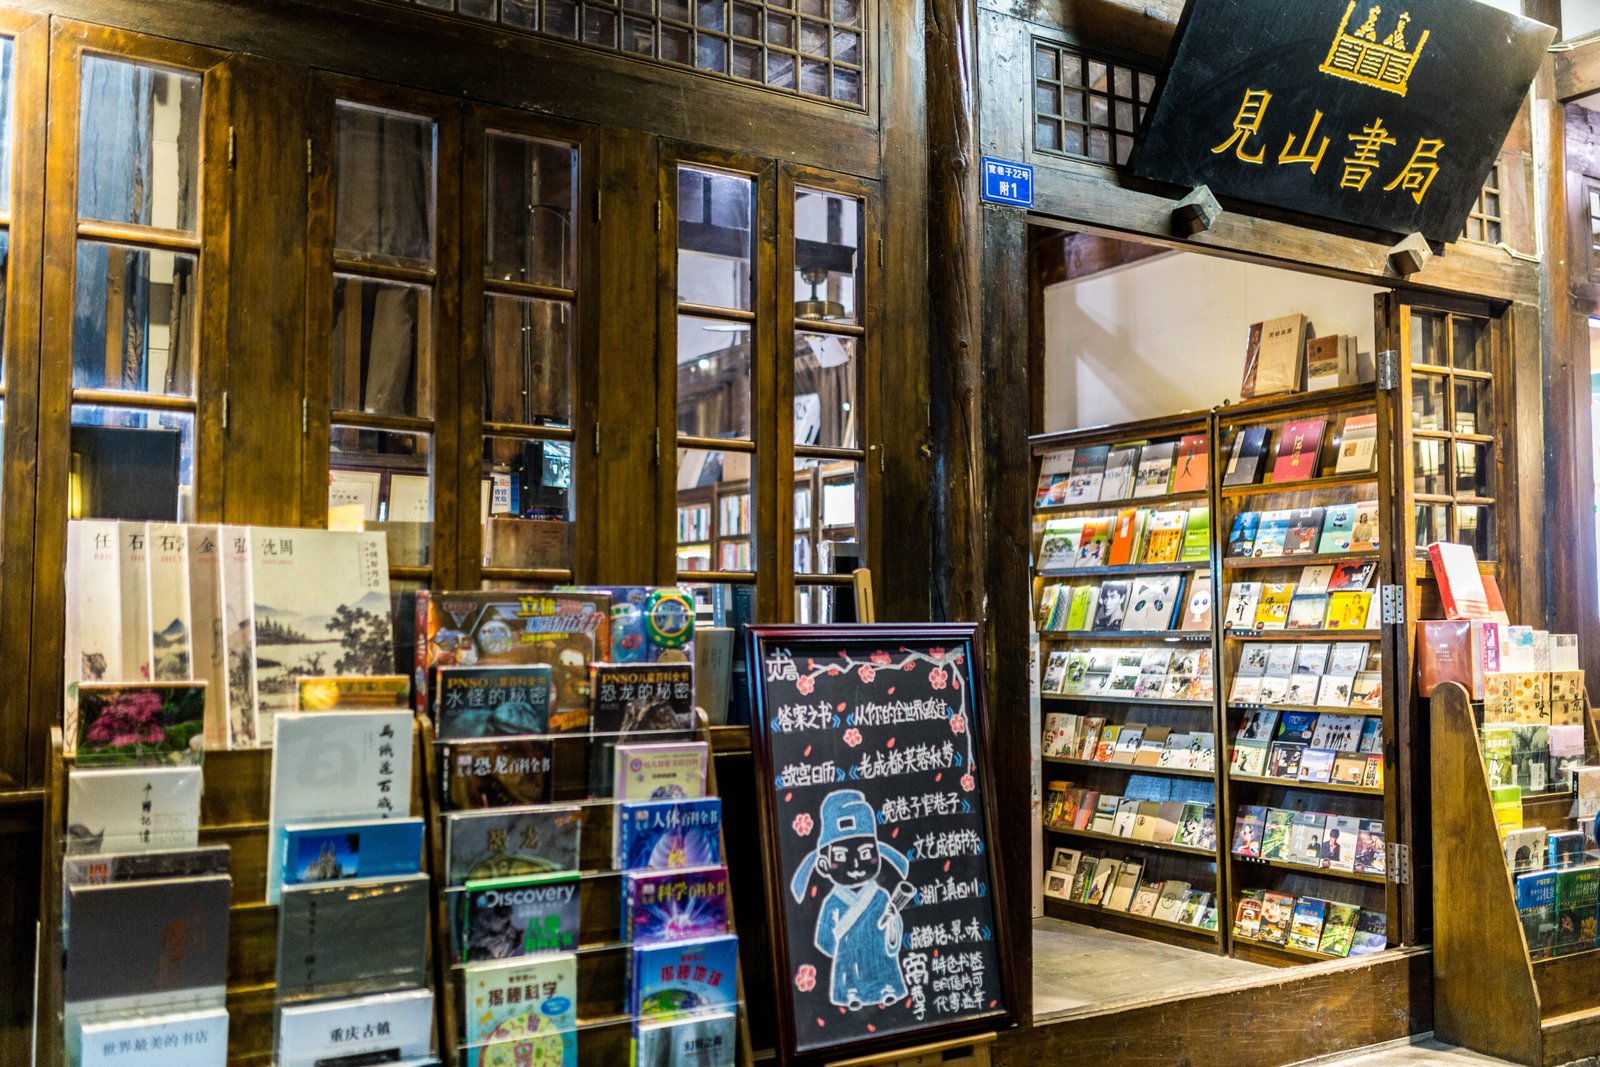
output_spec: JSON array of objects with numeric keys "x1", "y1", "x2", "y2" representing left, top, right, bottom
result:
[{"x1": 1032, "y1": 917, "x2": 1274, "y2": 1019}]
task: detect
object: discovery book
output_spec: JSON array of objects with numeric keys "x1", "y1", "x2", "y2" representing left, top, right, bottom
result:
[{"x1": 459, "y1": 872, "x2": 582, "y2": 960}]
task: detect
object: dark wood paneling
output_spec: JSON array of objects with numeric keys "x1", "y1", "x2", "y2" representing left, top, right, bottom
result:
[{"x1": 0, "y1": 804, "x2": 43, "y2": 1067}]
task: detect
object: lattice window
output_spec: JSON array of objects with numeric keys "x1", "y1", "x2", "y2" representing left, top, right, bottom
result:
[
  {"x1": 1460, "y1": 161, "x2": 1503, "y2": 245},
  {"x1": 1032, "y1": 40, "x2": 1157, "y2": 166},
  {"x1": 397, "y1": 0, "x2": 865, "y2": 108}
]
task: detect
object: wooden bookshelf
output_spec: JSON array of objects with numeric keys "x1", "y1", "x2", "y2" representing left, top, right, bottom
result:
[
  {"x1": 1219, "y1": 471, "x2": 1379, "y2": 498},
  {"x1": 1035, "y1": 488, "x2": 1211, "y2": 515},
  {"x1": 1223, "y1": 550, "x2": 1382, "y2": 569},
  {"x1": 1045, "y1": 826, "x2": 1215, "y2": 857},
  {"x1": 1041, "y1": 630, "x2": 1210, "y2": 642},
  {"x1": 1042, "y1": 896, "x2": 1220, "y2": 947},
  {"x1": 1227, "y1": 773, "x2": 1385, "y2": 797},
  {"x1": 1040, "y1": 561, "x2": 1209, "y2": 578},
  {"x1": 1044, "y1": 693, "x2": 1211, "y2": 708},
  {"x1": 1231, "y1": 855, "x2": 1386, "y2": 885},
  {"x1": 1044, "y1": 755, "x2": 1215, "y2": 780},
  {"x1": 1431, "y1": 682, "x2": 1600, "y2": 1065}
]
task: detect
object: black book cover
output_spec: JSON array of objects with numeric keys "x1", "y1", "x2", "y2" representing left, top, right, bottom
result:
[
  {"x1": 65, "y1": 875, "x2": 231, "y2": 1003},
  {"x1": 276, "y1": 874, "x2": 430, "y2": 999},
  {"x1": 587, "y1": 663, "x2": 695, "y2": 798}
]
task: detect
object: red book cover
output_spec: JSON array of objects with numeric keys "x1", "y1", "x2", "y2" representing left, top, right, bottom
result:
[
  {"x1": 1271, "y1": 419, "x2": 1327, "y2": 482},
  {"x1": 1171, "y1": 434, "x2": 1210, "y2": 493},
  {"x1": 1416, "y1": 619, "x2": 1471, "y2": 697},
  {"x1": 1428, "y1": 541, "x2": 1491, "y2": 620}
]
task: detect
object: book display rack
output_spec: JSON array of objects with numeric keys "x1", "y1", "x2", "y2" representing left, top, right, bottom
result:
[
  {"x1": 1031, "y1": 386, "x2": 1408, "y2": 965},
  {"x1": 1432, "y1": 681, "x2": 1600, "y2": 1065}
]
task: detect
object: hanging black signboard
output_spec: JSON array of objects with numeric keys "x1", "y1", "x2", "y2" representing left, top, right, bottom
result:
[
  {"x1": 1132, "y1": 0, "x2": 1553, "y2": 243},
  {"x1": 747, "y1": 624, "x2": 1014, "y2": 1064}
]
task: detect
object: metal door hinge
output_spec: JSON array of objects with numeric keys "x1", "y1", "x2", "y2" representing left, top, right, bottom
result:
[
  {"x1": 655, "y1": 201, "x2": 662, "y2": 231},
  {"x1": 227, "y1": 127, "x2": 236, "y2": 167},
  {"x1": 221, "y1": 391, "x2": 229, "y2": 431},
  {"x1": 594, "y1": 422, "x2": 601, "y2": 456},
  {"x1": 1377, "y1": 349, "x2": 1400, "y2": 390},
  {"x1": 301, "y1": 397, "x2": 309, "y2": 435},
  {"x1": 1381, "y1": 584, "x2": 1405, "y2": 626},
  {"x1": 1387, "y1": 842, "x2": 1411, "y2": 885},
  {"x1": 306, "y1": 138, "x2": 314, "y2": 176}
]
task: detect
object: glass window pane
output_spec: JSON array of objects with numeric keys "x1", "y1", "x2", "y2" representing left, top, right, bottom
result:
[
  {"x1": 482, "y1": 435, "x2": 574, "y2": 570},
  {"x1": 0, "y1": 229, "x2": 10, "y2": 378},
  {"x1": 678, "y1": 166, "x2": 753, "y2": 311},
  {"x1": 1415, "y1": 502, "x2": 1449, "y2": 552},
  {"x1": 1414, "y1": 438, "x2": 1447, "y2": 496},
  {"x1": 484, "y1": 294, "x2": 573, "y2": 428},
  {"x1": 78, "y1": 57, "x2": 201, "y2": 231},
  {"x1": 70, "y1": 404, "x2": 193, "y2": 521},
  {"x1": 678, "y1": 315, "x2": 751, "y2": 438},
  {"x1": 0, "y1": 39, "x2": 15, "y2": 211},
  {"x1": 796, "y1": 457, "x2": 862, "y2": 574},
  {"x1": 678, "y1": 446, "x2": 753, "y2": 572},
  {"x1": 1411, "y1": 372, "x2": 1447, "y2": 431},
  {"x1": 1454, "y1": 377, "x2": 1493, "y2": 435},
  {"x1": 334, "y1": 103, "x2": 436, "y2": 266},
  {"x1": 794, "y1": 332, "x2": 857, "y2": 449},
  {"x1": 796, "y1": 584, "x2": 849, "y2": 623},
  {"x1": 1454, "y1": 440, "x2": 1492, "y2": 498},
  {"x1": 1452, "y1": 315, "x2": 1490, "y2": 373},
  {"x1": 1457, "y1": 504, "x2": 1495, "y2": 559},
  {"x1": 331, "y1": 275, "x2": 433, "y2": 417},
  {"x1": 485, "y1": 133, "x2": 577, "y2": 290},
  {"x1": 1410, "y1": 309, "x2": 1446, "y2": 367},
  {"x1": 72, "y1": 241, "x2": 197, "y2": 396},
  {"x1": 794, "y1": 187, "x2": 861, "y2": 324},
  {"x1": 330, "y1": 425, "x2": 431, "y2": 566}
]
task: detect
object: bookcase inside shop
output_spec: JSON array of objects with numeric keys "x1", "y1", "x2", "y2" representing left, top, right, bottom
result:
[
  {"x1": 1033, "y1": 412, "x2": 1227, "y2": 953},
  {"x1": 1214, "y1": 386, "x2": 1402, "y2": 966}
]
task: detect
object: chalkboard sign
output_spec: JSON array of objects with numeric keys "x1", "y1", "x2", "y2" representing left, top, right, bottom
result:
[
  {"x1": 747, "y1": 624, "x2": 1014, "y2": 1064},
  {"x1": 1132, "y1": 0, "x2": 1552, "y2": 243}
]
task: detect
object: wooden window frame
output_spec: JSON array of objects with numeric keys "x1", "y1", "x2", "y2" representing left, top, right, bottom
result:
[{"x1": 28, "y1": 21, "x2": 229, "y2": 789}]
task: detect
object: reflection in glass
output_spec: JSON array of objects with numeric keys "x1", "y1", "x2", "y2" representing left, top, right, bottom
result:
[
  {"x1": 678, "y1": 166, "x2": 753, "y2": 310},
  {"x1": 0, "y1": 39, "x2": 15, "y2": 211},
  {"x1": 485, "y1": 133, "x2": 577, "y2": 289},
  {"x1": 330, "y1": 425, "x2": 431, "y2": 565},
  {"x1": 78, "y1": 57, "x2": 201, "y2": 231},
  {"x1": 73, "y1": 241, "x2": 197, "y2": 396},
  {"x1": 677, "y1": 446, "x2": 753, "y2": 572},
  {"x1": 794, "y1": 187, "x2": 861, "y2": 324},
  {"x1": 678, "y1": 315, "x2": 751, "y2": 438},
  {"x1": 795, "y1": 333, "x2": 857, "y2": 449},
  {"x1": 482, "y1": 434, "x2": 573, "y2": 570},
  {"x1": 1410, "y1": 309, "x2": 1445, "y2": 366},
  {"x1": 331, "y1": 275, "x2": 432, "y2": 417},
  {"x1": 1452, "y1": 315, "x2": 1489, "y2": 373},
  {"x1": 1411, "y1": 372, "x2": 1446, "y2": 431},
  {"x1": 1414, "y1": 438, "x2": 1447, "y2": 496},
  {"x1": 1454, "y1": 441, "x2": 1492, "y2": 498},
  {"x1": 485, "y1": 295, "x2": 571, "y2": 427},
  {"x1": 334, "y1": 102, "x2": 436, "y2": 266},
  {"x1": 0, "y1": 230, "x2": 9, "y2": 376},
  {"x1": 70, "y1": 404, "x2": 193, "y2": 521},
  {"x1": 796, "y1": 584, "x2": 845, "y2": 624},
  {"x1": 795, "y1": 457, "x2": 862, "y2": 574},
  {"x1": 1414, "y1": 502, "x2": 1449, "y2": 551},
  {"x1": 1458, "y1": 504, "x2": 1494, "y2": 559},
  {"x1": 1453, "y1": 377, "x2": 1492, "y2": 435}
]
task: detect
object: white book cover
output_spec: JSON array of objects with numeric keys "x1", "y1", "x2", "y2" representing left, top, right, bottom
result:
[
  {"x1": 64, "y1": 520, "x2": 124, "y2": 750},
  {"x1": 266, "y1": 710, "x2": 414, "y2": 903},
  {"x1": 78, "y1": 1007, "x2": 228, "y2": 1067},
  {"x1": 146, "y1": 523, "x2": 193, "y2": 682},
  {"x1": 1224, "y1": 582, "x2": 1261, "y2": 630},
  {"x1": 277, "y1": 988, "x2": 433, "y2": 1067},
  {"x1": 118, "y1": 522, "x2": 153, "y2": 684},
  {"x1": 218, "y1": 526, "x2": 257, "y2": 747},
  {"x1": 1328, "y1": 642, "x2": 1369, "y2": 675},
  {"x1": 186, "y1": 525, "x2": 229, "y2": 750},
  {"x1": 66, "y1": 765, "x2": 201, "y2": 855},
  {"x1": 248, "y1": 527, "x2": 392, "y2": 739}
]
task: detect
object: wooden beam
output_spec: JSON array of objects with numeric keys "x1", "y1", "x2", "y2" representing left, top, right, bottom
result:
[{"x1": 1556, "y1": 36, "x2": 1600, "y2": 103}]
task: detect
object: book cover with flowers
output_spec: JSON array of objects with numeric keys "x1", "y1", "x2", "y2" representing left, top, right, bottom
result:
[{"x1": 75, "y1": 683, "x2": 206, "y2": 765}]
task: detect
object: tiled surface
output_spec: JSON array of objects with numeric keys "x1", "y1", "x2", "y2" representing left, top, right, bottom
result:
[{"x1": 1031, "y1": 916, "x2": 1273, "y2": 1019}]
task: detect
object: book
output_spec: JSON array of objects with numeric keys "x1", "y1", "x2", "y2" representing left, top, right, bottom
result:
[
  {"x1": 1333, "y1": 413, "x2": 1379, "y2": 474},
  {"x1": 1076, "y1": 519, "x2": 1113, "y2": 566},
  {"x1": 66, "y1": 765, "x2": 201, "y2": 855},
  {"x1": 1325, "y1": 591, "x2": 1373, "y2": 630},
  {"x1": 1123, "y1": 575, "x2": 1185, "y2": 631},
  {"x1": 1288, "y1": 897, "x2": 1328, "y2": 952},
  {"x1": 1429, "y1": 541, "x2": 1491, "y2": 620},
  {"x1": 1549, "y1": 830, "x2": 1586, "y2": 869},
  {"x1": 1266, "y1": 743, "x2": 1304, "y2": 780},
  {"x1": 1107, "y1": 509, "x2": 1144, "y2": 566},
  {"x1": 1284, "y1": 507, "x2": 1326, "y2": 554},
  {"x1": 1035, "y1": 448, "x2": 1074, "y2": 507},
  {"x1": 615, "y1": 741, "x2": 709, "y2": 800},
  {"x1": 64, "y1": 874, "x2": 230, "y2": 1004},
  {"x1": 282, "y1": 817, "x2": 425, "y2": 887},
  {"x1": 63, "y1": 844, "x2": 230, "y2": 887},
  {"x1": 1141, "y1": 512, "x2": 1187, "y2": 565},
  {"x1": 277, "y1": 988, "x2": 435, "y2": 1067},
  {"x1": 1252, "y1": 511, "x2": 1291, "y2": 558},
  {"x1": 247, "y1": 527, "x2": 392, "y2": 737},
  {"x1": 442, "y1": 737, "x2": 554, "y2": 810},
  {"x1": 1354, "y1": 820, "x2": 1387, "y2": 875},
  {"x1": 1129, "y1": 879, "x2": 1162, "y2": 917},
  {"x1": 1305, "y1": 334, "x2": 1342, "y2": 390},
  {"x1": 1222, "y1": 427, "x2": 1270, "y2": 486},
  {"x1": 1349, "y1": 909, "x2": 1388, "y2": 956},
  {"x1": 1287, "y1": 811, "x2": 1329, "y2": 863},
  {"x1": 1133, "y1": 441, "x2": 1176, "y2": 498},
  {"x1": 64, "y1": 521, "x2": 125, "y2": 751},
  {"x1": 1297, "y1": 747, "x2": 1336, "y2": 783},
  {"x1": 463, "y1": 954, "x2": 578, "y2": 1067},
  {"x1": 1179, "y1": 578, "x2": 1213, "y2": 631},
  {"x1": 1254, "y1": 583, "x2": 1294, "y2": 630},
  {"x1": 1286, "y1": 594, "x2": 1329, "y2": 631},
  {"x1": 1556, "y1": 868, "x2": 1600, "y2": 955},
  {"x1": 1243, "y1": 314, "x2": 1308, "y2": 398},
  {"x1": 634, "y1": 1012, "x2": 738, "y2": 1067},
  {"x1": 1037, "y1": 521, "x2": 1083, "y2": 573},
  {"x1": 218, "y1": 526, "x2": 258, "y2": 747},
  {"x1": 623, "y1": 865, "x2": 730, "y2": 943},
  {"x1": 1100, "y1": 444, "x2": 1141, "y2": 501},
  {"x1": 1231, "y1": 805, "x2": 1267, "y2": 857},
  {"x1": 1272, "y1": 419, "x2": 1326, "y2": 482},
  {"x1": 1226, "y1": 511, "x2": 1260, "y2": 557},
  {"x1": 459, "y1": 872, "x2": 582, "y2": 960},
  {"x1": 79, "y1": 1008, "x2": 229, "y2": 1067},
  {"x1": 276, "y1": 874, "x2": 430, "y2": 997},
  {"x1": 117, "y1": 522, "x2": 153, "y2": 689},
  {"x1": 1258, "y1": 891, "x2": 1295, "y2": 944},
  {"x1": 1106, "y1": 860, "x2": 1143, "y2": 911},
  {"x1": 1318, "y1": 902, "x2": 1359, "y2": 957},
  {"x1": 1516, "y1": 870, "x2": 1560, "y2": 957},
  {"x1": 630, "y1": 933, "x2": 740, "y2": 1019},
  {"x1": 1233, "y1": 892, "x2": 1265, "y2": 939},
  {"x1": 183, "y1": 526, "x2": 227, "y2": 745},
  {"x1": 1505, "y1": 827, "x2": 1549, "y2": 873},
  {"x1": 266, "y1": 710, "x2": 414, "y2": 904},
  {"x1": 1092, "y1": 580, "x2": 1131, "y2": 630},
  {"x1": 145, "y1": 523, "x2": 193, "y2": 682},
  {"x1": 447, "y1": 805, "x2": 583, "y2": 884},
  {"x1": 616, "y1": 797, "x2": 723, "y2": 871},
  {"x1": 436, "y1": 664, "x2": 554, "y2": 739},
  {"x1": 1171, "y1": 434, "x2": 1210, "y2": 493},
  {"x1": 74, "y1": 683, "x2": 206, "y2": 766},
  {"x1": 1323, "y1": 816, "x2": 1361, "y2": 871},
  {"x1": 1084, "y1": 859, "x2": 1119, "y2": 905},
  {"x1": 1066, "y1": 445, "x2": 1110, "y2": 502},
  {"x1": 1260, "y1": 808, "x2": 1293, "y2": 860},
  {"x1": 1328, "y1": 561, "x2": 1376, "y2": 592},
  {"x1": 1350, "y1": 501, "x2": 1381, "y2": 551},
  {"x1": 295, "y1": 675, "x2": 411, "y2": 711},
  {"x1": 1223, "y1": 582, "x2": 1262, "y2": 630},
  {"x1": 1318, "y1": 504, "x2": 1356, "y2": 553},
  {"x1": 1180, "y1": 507, "x2": 1211, "y2": 562},
  {"x1": 589, "y1": 663, "x2": 696, "y2": 796}
]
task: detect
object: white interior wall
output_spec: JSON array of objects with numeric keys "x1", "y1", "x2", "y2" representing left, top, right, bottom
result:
[
  {"x1": 1042, "y1": 251, "x2": 1384, "y2": 431},
  {"x1": 1564, "y1": 0, "x2": 1600, "y2": 39}
]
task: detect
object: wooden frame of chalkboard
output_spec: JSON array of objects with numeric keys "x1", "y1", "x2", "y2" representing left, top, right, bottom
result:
[{"x1": 745, "y1": 623, "x2": 1016, "y2": 1065}]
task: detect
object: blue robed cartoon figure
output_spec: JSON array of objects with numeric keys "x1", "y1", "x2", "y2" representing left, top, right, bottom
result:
[{"x1": 791, "y1": 789, "x2": 916, "y2": 1011}]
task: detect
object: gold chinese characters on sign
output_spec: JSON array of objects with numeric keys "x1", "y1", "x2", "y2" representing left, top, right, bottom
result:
[{"x1": 1320, "y1": 1, "x2": 1430, "y2": 97}]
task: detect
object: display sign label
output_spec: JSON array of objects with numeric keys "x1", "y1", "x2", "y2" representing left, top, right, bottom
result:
[
  {"x1": 1132, "y1": 0, "x2": 1553, "y2": 242},
  {"x1": 981, "y1": 157, "x2": 1034, "y2": 207},
  {"x1": 747, "y1": 624, "x2": 1013, "y2": 1064}
]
